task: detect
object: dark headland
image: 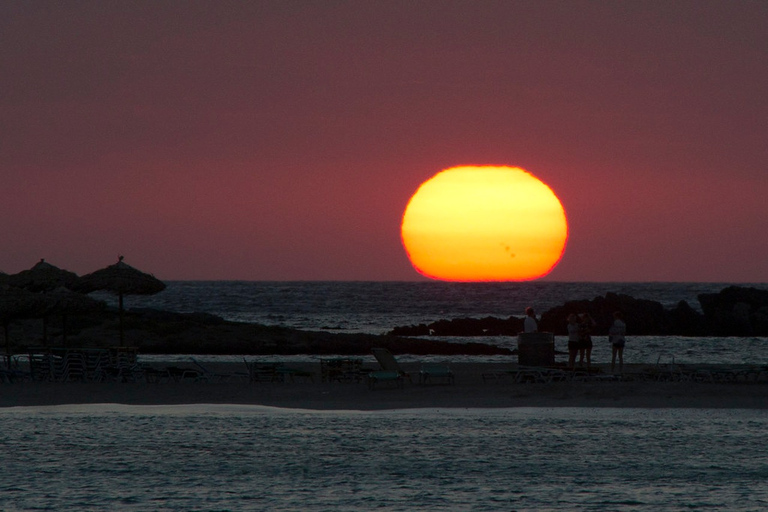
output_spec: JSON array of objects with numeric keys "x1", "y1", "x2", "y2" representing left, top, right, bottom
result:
[{"x1": 5, "y1": 285, "x2": 766, "y2": 357}]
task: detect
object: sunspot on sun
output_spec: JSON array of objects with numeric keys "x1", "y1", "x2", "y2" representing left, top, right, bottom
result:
[{"x1": 400, "y1": 165, "x2": 568, "y2": 281}]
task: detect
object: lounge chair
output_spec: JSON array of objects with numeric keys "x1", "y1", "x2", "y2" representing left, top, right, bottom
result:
[
  {"x1": 418, "y1": 363, "x2": 454, "y2": 385},
  {"x1": 368, "y1": 370, "x2": 403, "y2": 390},
  {"x1": 243, "y1": 359, "x2": 314, "y2": 383},
  {"x1": 164, "y1": 365, "x2": 202, "y2": 382},
  {"x1": 369, "y1": 348, "x2": 412, "y2": 389},
  {"x1": 320, "y1": 358, "x2": 364, "y2": 383},
  {"x1": 191, "y1": 358, "x2": 249, "y2": 382}
]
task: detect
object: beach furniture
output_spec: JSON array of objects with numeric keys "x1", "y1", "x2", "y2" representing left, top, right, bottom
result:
[
  {"x1": 0, "y1": 356, "x2": 31, "y2": 383},
  {"x1": 481, "y1": 369, "x2": 517, "y2": 383},
  {"x1": 641, "y1": 353, "x2": 689, "y2": 382},
  {"x1": 244, "y1": 359, "x2": 314, "y2": 383},
  {"x1": 517, "y1": 332, "x2": 555, "y2": 366},
  {"x1": 418, "y1": 363, "x2": 454, "y2": 385},
  {"x1": 370, "y1": 348, "x2": 412, "y2": 383},
  {"x1": 191, "y1": 357, "x2": 248, "y2": 382},
  {"x1": 320, "y1": 358, "x2": 364, "y2": 383},
  {"x1": 243, "y1": 359, "x2": 278, "y2": 382},
  {"x1": 482, "y1": 365, "x2": 593, "y2": 383},
  {"x1": 161, "y1": 364, "x2": 204, "y2": 382},
  {"x1": 368, "y1": 370, "x2": 403, "y2": 390},
  {"x1": 27, "y1": 347, "x2": 121, "y2": 382},
  {"x1": 368, "y1": 349, "x2": 407, "y2": 389}
]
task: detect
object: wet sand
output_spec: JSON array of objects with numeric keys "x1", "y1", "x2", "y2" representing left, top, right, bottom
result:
[{"x1": 2, "y1": 362, "x2": 767, "y2": 410}]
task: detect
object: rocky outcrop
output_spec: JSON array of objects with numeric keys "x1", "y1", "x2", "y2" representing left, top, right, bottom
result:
[
  {"x1": 538, "y1": 293, "x2": 673, "y2": 335},
  {"x1": 390, "y1": 287, "x2": 768, "y2": 337},
  {"x1": 698, "y1": 286, "x2": 768, "y2": 336},
  {"x1": 12, "y1": 307, "x2": 512, "y2": 356},
  {"x1": 390, "y1": 316, "x2": 523, "y2": 337}
]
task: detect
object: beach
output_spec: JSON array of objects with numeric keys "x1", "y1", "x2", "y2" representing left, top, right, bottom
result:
[{"x1": 3, "y1": 362, "x2": 766, "y2": 410}]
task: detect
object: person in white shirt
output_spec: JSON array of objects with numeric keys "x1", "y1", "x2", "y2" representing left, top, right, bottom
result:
[
  {"x1": 523, "y1": 307, "x2": 538, "y2": 333},
  {"x1": 609, "y1": 311, "x2": 627, "y2": 373}
]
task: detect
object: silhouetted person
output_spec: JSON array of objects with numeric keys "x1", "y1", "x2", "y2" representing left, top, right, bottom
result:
[
  {"x1": 523, "y1": 307, "x2": 537, "y2": 333},
  {"x1": 609, "y1": 311, "x2": 627, "y2": 373},
  {"x1": 567, "y1": 313, "x2": 580, "y2": 369},
  {"x1": 578, "y1": 313, "x2": 596, "y2": 369}
]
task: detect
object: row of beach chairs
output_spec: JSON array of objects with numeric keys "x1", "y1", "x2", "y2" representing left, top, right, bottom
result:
[
  {"x1": 481, "y1": 366, "x2": 613, "y2": 384},
  {"x1": 23, "y1": 348, "x2": 144, "y2": 383},
  {"x1": 8, "y1": 348, "x2": 763, "y2": 387},
  {"x1": 481, "y1": 361, "x2": 768, "y2": 384}
]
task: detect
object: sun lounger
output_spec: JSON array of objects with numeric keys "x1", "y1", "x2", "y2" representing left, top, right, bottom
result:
[
  {"x1": 418, "y1": 363, "x2": 454, "y2": 385},
  {"x1": 368, "y1": 370, "x2": 404, "y2": 390},
  {"x1": 244, "y1": 359, "x2": 314, "y2": 383},
  {"x1": 320, "y1": 358, "x2": 363, "y2": 383},
  {"x1": 164, "y1": 366, "x2": 202, "y2": 382},
  {"x1": 482, "y1": 370, "x2": 517, "y2": 383},
  {"x1": 371, "y1": 348, "x2": 412, "y2": 383},
  {"x1": 191, "y1": 358, "x2": 249, "y2": 382}
]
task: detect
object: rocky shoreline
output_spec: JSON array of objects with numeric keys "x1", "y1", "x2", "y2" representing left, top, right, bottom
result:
[
  {"x1": 9, "y1": 307, "x2": 513, "y2": 357},
  {"x1": 7, "y1": 285, "x2": 767, "y2": 357},
  {"x1": 390, "y1": 285, "x2": 768, "y2": 337}
]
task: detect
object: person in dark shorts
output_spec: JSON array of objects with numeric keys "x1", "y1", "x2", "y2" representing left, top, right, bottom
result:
[
  {"x1": 609, "y1": 311, "x2": 627, "y2": 373},
  {"x1": 567, "y1": 313, "x2": 580, "y2": 369},
  {"x1": 578, "y1": 313, "x2": 596, "y2": 369}
]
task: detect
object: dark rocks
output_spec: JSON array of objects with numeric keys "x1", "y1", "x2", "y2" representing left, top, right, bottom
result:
[
  {"x1": 667, "y1": 300, "x2": 707, "y2": 336},
  {"x1": 390, "y1": 316, "x2": 523, "y2": 337},
  {"x1": 389, "y1": 286, "x2": 768, "y2": 337},
  {"x1": 539, "y1": 293, "x2": 671, "y2": 335},
  {"x1": 15, "y1": 306, "x2": 511, "y2": 356},
  {"x1": 698, "y1": 286, "x2": 768, "y2": 336}
]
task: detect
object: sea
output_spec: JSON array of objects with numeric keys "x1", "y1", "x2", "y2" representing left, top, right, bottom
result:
[
  {"x1": 4, "y1": 281, "x2": 768, "y2": 511},
  {"x1": 105, "y1": 280, "x2": 768, "y2": 366}
]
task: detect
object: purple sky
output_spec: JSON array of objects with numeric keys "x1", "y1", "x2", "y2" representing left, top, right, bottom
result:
[{"x1": 2, "y1": 1, "x2": 767, "y2": 281}]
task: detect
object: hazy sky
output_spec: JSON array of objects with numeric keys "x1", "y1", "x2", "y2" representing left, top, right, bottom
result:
[{"x1": 2, "y1": 1, "x2": 766, "y2": 281}]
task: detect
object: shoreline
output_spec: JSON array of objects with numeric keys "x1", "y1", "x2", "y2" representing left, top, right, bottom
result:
[{"x1": 2, "y1": 362, "x2": 766, "y2": 410}]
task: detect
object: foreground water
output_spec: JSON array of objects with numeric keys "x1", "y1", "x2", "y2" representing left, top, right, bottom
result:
[{"x1": 2, "y1": 405, "x2": 766, "y2": 511}]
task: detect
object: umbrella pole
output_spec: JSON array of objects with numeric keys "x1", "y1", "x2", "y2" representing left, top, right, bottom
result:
[
  {"x1": 62, "y1": 313, "x2": 68, "y2": 347},
  {"x1": 119, "y1": 292, "x2": 124, "y2": 347},
  {"x1": 3, "y1": 322, "x2": 10, "y2": 369}
]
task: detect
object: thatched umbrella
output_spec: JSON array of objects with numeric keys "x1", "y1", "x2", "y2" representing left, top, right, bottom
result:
[
  {"x1": 45, "y1": 287, "x2": 106, "y2": 347},
  {"x1": 75, "y1": 256, "x2": 166, "y2": 346},
  {"x1": 8, "y1": 259, "x2": 80, "y2": 344},
  {"x1": 0, "y1": 285, "x2": 48, "y2": 367},
  {"x1": 7, "y1": 259, "x2": 79, "y2": 292}
]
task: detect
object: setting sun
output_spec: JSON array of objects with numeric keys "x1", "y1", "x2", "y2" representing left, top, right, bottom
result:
[{"x1": 401, "y1": 166, "x2": 568, "y2": 281}]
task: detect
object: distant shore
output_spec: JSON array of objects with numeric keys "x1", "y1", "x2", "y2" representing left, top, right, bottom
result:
[{"x1": 3, "y1": 362, "x2": 766, "y2": 410}]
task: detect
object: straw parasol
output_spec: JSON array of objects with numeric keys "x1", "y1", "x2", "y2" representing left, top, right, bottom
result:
[
  {"x1": 7, "y1": 259, "x2": 79, "y2": 292},
  {"x1": 7, "y1": 259, "x2": 81, "y2": 344},
  {"x1": 0, "y1": 285, "x2": 48, "y2": 367},
  {"x1": 45, "y1": 287, "x2": 106, "y2": 347},
  {"x1": 75, "y1": 256, "x2": 166, "y2": 346}
]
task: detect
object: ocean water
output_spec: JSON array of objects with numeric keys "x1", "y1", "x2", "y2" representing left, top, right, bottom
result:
[
  {"x1": 93, "y1": 281, "x2": 768, "y2": 365},
  {"x1": 8, "y1": 283, "x2": 768, "y2": 510},
  {"x1": 2, "y1": 405, "x2": 767, "y2": 511},
  {"x1": 123, "y1": 281, "x2": 741, "y2": 334}
]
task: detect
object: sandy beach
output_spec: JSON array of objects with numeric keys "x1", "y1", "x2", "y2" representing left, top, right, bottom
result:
[{"x1": 2, "y1": 362, "x2": 766, "y2": 410}]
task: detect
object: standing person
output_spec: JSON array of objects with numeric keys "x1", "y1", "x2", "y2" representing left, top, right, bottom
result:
[
  {"x1": 523, "y1": 307, "x2": 538, "y2": 333},
  {"x1": 578, "y1": 313, "x2": 596, "y2": 369},
  {"x1": 567, "y1": 314, "x2": 580, "y2": 369},
  {"x1": 609, "y1": 311, "x2": 627, "y2": 374}
]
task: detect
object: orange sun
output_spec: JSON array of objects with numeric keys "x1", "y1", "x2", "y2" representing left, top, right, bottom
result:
[{"x1": 401, "y1": 165, "x2": 568, "y2": 281}]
